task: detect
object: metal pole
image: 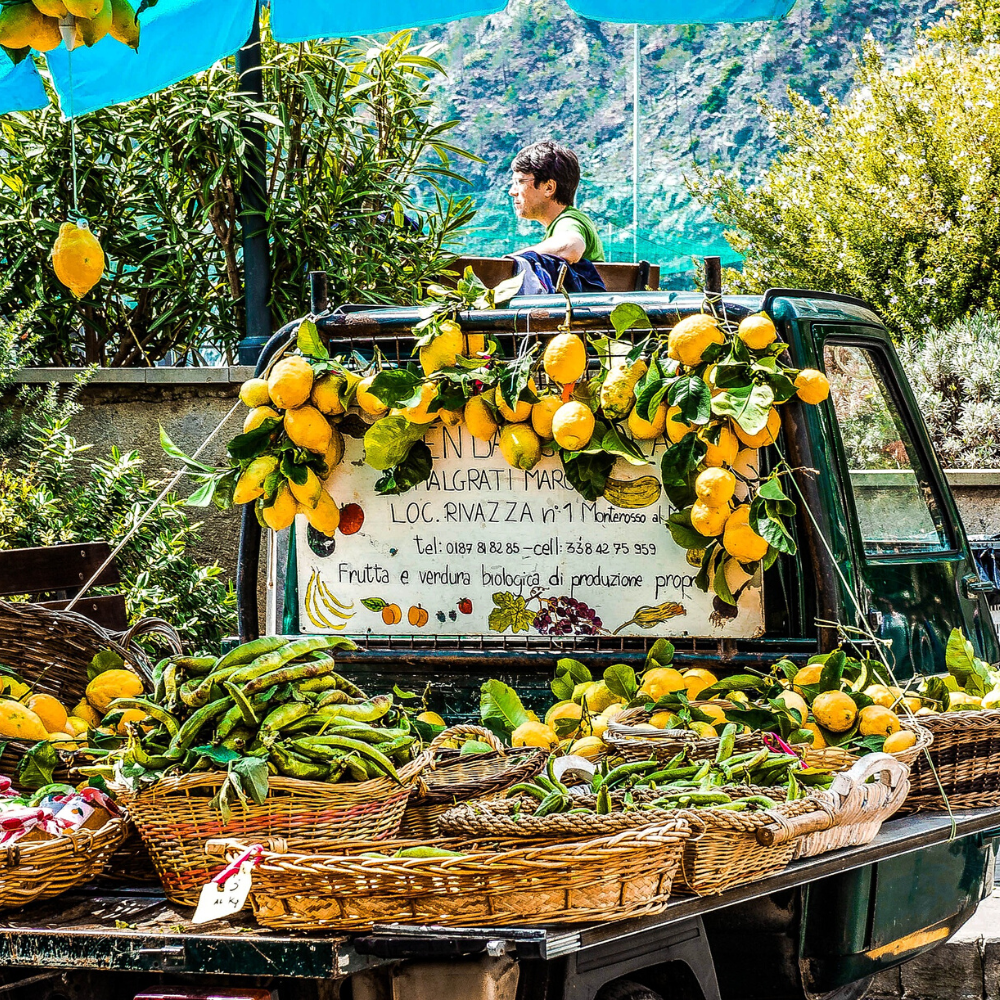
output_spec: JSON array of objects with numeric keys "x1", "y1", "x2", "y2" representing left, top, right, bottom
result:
[
  {"x1": 236, "y1": 2, "x2": 273, "y2": 366},
  {"x1": 632, "y1": 23, "x2": 639, "y2": 264}
]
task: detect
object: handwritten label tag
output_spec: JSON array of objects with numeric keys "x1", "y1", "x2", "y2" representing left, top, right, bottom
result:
[{"x1": 192, "y1": 861, "x2": 254, "y2": 924}]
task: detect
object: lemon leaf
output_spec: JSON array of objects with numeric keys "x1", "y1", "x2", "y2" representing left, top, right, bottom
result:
[
  {"x1": 711, "y1": 383, "x2": 774, "y2": 435},
  {"x1": 479, "y1": 678, "x2": 529, "y2": 735},
  {"x1": 610, "y1": 302, "x2": 652, "y2": 338},
  {"x1": 296, "y1": 318, "x2": 329, "y2": 360}
]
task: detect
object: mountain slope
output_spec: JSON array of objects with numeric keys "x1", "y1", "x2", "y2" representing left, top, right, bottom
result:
[{"x1": 414, "y1": 0, "x2": 948, "y2": 275}]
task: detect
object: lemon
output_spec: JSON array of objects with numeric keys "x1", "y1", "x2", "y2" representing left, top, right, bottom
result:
[
  {"x1": 323, "y1": 428, "x2": 345, "y2": 474},
  {"x1": 600, "y1": 359, "x2": 647, "y2": 420},
  {"x1": 582, "y1": 681, "x2": 620, "y2": 714},
  {"x1": 51, "y1": 222, "x2": 105, "y2": 298},
  {"x1": 795, "y1": 369, "x2": 831, "y2": 405},
  {"x1": 399, "y1": 382, "x2": 440, "y2": 424},
  {"x1": 78, "y1": 0, "x2": 112, "y2": 45},
  {"x1": 268, "y1": 356, "x2": 314, "y2": 410},
  {"x1": 695, "y1": 467, "x2": 736, "y2": 506},
  {"x1": 285, "y1": 405, "x2": 333, "y2": 453},
  {"x1": 883, "y1": 730, "x2": 917, "y2": 754},
  {"x1": 113, "y1": 708, "x2": 149, "y2": 736},
  {"x1": 239, "y1": 377, "x2": 271, "y2": 408},
  {"x1": 0, "y1": 3, "x2": 60, "y2": 49},
  {"x1": 667, "y1": 314, "x2": 725, "y2": 367},
  {"x1": 812, "y1": 691, "x2": 857, "y2": 733},
  {"x1": 571, "y1": 681, "x2": 595, "y2": 705},
  {"x1": 419, "y1": 321, "x2": 464, "y2": 375},
  {"x1": 649, "y1": 711, "x2": 681, "y2": 730},
  {"x1": 792, "y1": 664, "x2": 823, "y2": 694},
  {"x1": 698, "y1": 703, "x2": 728, "y2": 727},
  {"x1": 499, "y1": 424, "x2": 542, "y2": 471},
  {"x1": 511, "y1": 720, "x2": 559, "y2": 749},
  {"x1": 639, "y1": 666, "x2": 687, "y2": 701},
  {"x1": 902, "y1": 696, "x2": 924, "y2": 713},
  {"x1": 465, "y1": 394, "x2": 499, "y2": 441},
  {"x1": 949, "y1": 692, "x2": 983, "y2": 710},
  {"x1": 244, "y1": 405, "x2": 281, "y2": 433},
  {"x1": 568, "y1": 736, "x2": 605, "y2": 761},
  {"x1": 261, "y1": 482, "x2": 299, "y2": 531},
  {"x1": 552, "y1": 401, "x2": 595, "y2": 450},
  {"x1": 32, "y1": 0, "x2": 69, "y2": 15},
  {"x1": 464, "y1": 333, "x2": 487, "y2": 358},
  {"x1": 629, "y1": 402, "x2": 670, "y2": 441},
  {"x1": 416, "y1": 711, "x2": 446, "y2": 727},
  {"x1": 65, "y1": 0, "x2": 103, "y2": 15},
  {"x1": 722, "y1": 505, "x2": 769, "y2": 562},
  {"x1": 233, "y1": 455, "x2": 279, "y2": 505},
  {"x1": 64, "y1": 716, "x2": 89, "y2": 736},
  {"x1": 802, "y1": 722, "x2": 827, "y2": 749},
  {"x1": 496, "y1": 380, "x2": 536, "y2": 423},
  {"x1": 734, "y1": 407, "x2": 781, "y2": 449},
  {"x1": 109, "y1": 0, "x2": 140, "y2": 48},
  {"x1": 310, "y1": 373, "x2": 348, "y2": 416},
  {"x1": 305, "y1": 490, "x2": 340, "y2": 536},
  {"x1": 691, "y1": 501, "x2": 731, "y2": 537},
  {"x1": 738, "y1": 314, "x2": 777, "y2": 350},
  {"x1": 689, "y1": 721, "x2": 718, "y2": 738},
  {"x1": 543, "y1": 332, "x2": 587, "y2": 384},
  {"x1": 26, "y1": 694, "x2": 67, "y2": 734},
  {"x1": 531, "y1": 395, "x2": 562, "y2": 440},
  {"x1": 683, "y1": 668, "x2": 718, "y2": 699},
  {"x1": 864, "y1": 684, "x2": 895, "y2": 709},
  {"x1": 601, "y1": 704, "x2": 627, "y2": 724},
  {"x1": 439, "y1": 407, "x2": 463, "y2": 427},
  {"x1": 773, "y1": 689, "x2": 809, "y2": 724},
  {"x1": 701, "y1": 423, "x2": 739, "y2": 467},
  {"x1": 355, "y1": 375, "x2": 389, "y2": 417},
  {"x1": 858, "y1": 705, "x2": 901, "y2": 737},
  {"x1": 287, "y1": 467, "x2": 323, "y2": 510}
]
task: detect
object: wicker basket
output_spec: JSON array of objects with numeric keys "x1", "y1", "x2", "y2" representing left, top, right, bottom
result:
[
  {"x1": 99, "y1": 823, "x2": 160, "y2": 884},
  {"x1": 440, "y1": 788, "x2": 832, "y2": 898},
  {"x1": 208, "y1": 819, "x2": 691, "y2": 931},
  {"x1": 0, "y1": 602, "x2": 181, "y2": 783},
  {"x1": 0, "y1": 815, "x2": 127, "y2": 910},
  {"x1": 400, "y1": 725, "x2": 547, "y2": 838},
  {"x1": 900, "y1": 710, "x2": 1000, "y2": 811},
  {"x1": 753, "y1": 753, "x2": 910, "y2": 859},
  {"x1": 120, "y1": 760, "x2": 425, "y2": 906},
  {"x1": 802, "y1": 719, "x2": 932, "y2": 771}
]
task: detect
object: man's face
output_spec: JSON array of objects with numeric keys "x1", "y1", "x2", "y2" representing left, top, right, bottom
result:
[{"x1": 510, "y1": 171, "x2": 554, "y2": 220}]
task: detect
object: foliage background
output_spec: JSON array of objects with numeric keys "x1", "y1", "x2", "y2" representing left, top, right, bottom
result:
[{"x1": 0, "y1": 30, "x2": 475, "y2": 367}]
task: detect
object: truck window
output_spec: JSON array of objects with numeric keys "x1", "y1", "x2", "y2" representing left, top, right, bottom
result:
[{"x1": 823, "y1": 343, "x2": 950, "y2": 556}]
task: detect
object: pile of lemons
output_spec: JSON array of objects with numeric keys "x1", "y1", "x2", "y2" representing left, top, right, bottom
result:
[{"x1": 0, "y1": 0, "x2": 140, "y2": 53}]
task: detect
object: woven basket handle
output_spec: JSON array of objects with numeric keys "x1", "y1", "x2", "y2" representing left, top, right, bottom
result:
[
  {"x1": 206, "y1": 837, "x2": 287, "y2": 859},
  {"x1": 426, "y1": 724, "x2": 505, "y2": 756},
  {"x1": 755, "y1": 802, "x2": 837, "y2": 847},
  {"x1": 115, "y1": 618, "x2": 184, "y2": 685}
]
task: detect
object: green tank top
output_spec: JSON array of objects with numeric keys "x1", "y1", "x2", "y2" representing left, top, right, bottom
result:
[{"x1": 545, "y1": 207, "x2": 605, "y2": 262}]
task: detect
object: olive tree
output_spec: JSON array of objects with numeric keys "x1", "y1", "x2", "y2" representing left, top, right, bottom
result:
[
  {"x1": 689, "y1": 0, "x2": 1000, "y2": 341},
  {"x1": 0, "y1": 30, "x2": 476, "y2": 366}
]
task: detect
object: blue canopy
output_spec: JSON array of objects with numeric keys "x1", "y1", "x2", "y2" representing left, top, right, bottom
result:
[{"x1": 1, "y1": 0, "x2": 794, "y2": 117}]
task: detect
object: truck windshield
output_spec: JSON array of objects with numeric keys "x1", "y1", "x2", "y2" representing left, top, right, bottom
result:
[{"x1": 823, "y1": 342, "x2": 950, "y2": 557}]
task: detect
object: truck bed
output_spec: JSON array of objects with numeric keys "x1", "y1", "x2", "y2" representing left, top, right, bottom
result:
[{"x1": 2, "y1": 809, "x2": 998, "y2": 981}]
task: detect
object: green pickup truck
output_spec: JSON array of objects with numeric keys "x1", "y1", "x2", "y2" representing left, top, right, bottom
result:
[{"x1": 2, "y1": 283, "x2": 998, "y2": 1000}]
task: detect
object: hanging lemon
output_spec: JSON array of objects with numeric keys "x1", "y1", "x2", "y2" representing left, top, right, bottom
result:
[
  {"x1": 0, "y1": 4, "x2": 61, "y2": 50},
  {"x1": 51, "y1": 220, "x2": 105, "y2": 299}
]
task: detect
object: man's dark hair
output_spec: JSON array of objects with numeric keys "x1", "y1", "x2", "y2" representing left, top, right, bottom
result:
[{"x1": 512, "y1": 141, "x2": 580, "y2": 206}]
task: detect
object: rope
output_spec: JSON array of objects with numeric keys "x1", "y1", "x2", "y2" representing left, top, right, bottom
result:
[
  {"x1": 64, "y1": 401, "x2": 243, "y2": 611},
  {"x1": 67, "y1": 45, "x2": 79, "y2": 218}
]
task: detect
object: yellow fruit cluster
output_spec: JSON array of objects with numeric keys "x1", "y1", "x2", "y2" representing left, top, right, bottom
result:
[
  {"x1": 0, "y1": 666, "x2": 145, "y2": 748},
  {"x1": 236, "y1": 356, "x2": 353, "y2": 537},
  {"x1": 0, "y1": 0, "x2": 140, "y2": 54},
  {"x1": 51, "y1": 221, "x2": 104, "y2": 299}
]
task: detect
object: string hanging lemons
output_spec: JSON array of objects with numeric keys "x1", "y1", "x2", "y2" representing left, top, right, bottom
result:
[
  {"x1": 51, "y1": 219, "x2": 104, "y2": 298},
  {"x1": 0, "y1": 0, "x2": 140, "y2": 54}
]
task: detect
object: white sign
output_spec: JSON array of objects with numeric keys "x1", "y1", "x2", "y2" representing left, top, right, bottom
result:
[{"x1": 295, "y1": 424, "x2": 763, "y2": 639}]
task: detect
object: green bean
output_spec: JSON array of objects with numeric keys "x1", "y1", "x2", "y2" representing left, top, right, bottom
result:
[
  {"x1": 163, "y1": 662, "x2": 179, "y2": 711},
  {"x1": 174, "y1": 656, "x2": 218, "y2": 677},
  {"x1": 243, "y1": 659, "x2": 337, "y2": 697},
  {"x1": 268, "y1": 741, "x2": 329, "y2": 781},
  {"x1": 224, "y1": 680, "x2": 261, "y2": 725},
  {"x1": 506, "y1": 782, "x2": 548, "y2": 801},
  {"x1": 168, "y1": 697, "x2": 233, "y2": 752},
  {"x1": 605, "y1": 758, "x2": 660, "y2": 789},
  {"x1": 534, "y1": 789, "x2": 569, "y2": 817},
  {"x1": 715, "y1": 724, "x2": 737, "y2": 763},
  {"x1": 178, "y1": 678, "x2": 203, "y2": 709},
  {"x1": 216, "y1": 699, "x2": 266, "y2": 741},
  {"x1": 343, "y1": 754, "x2": 368, "y2": 781},
  {"x1": 312, "y1": 696, "x2": 393, "y2": 725},
  {"x1": 230, "y1": 637, "x2": 355, "y2": 685},
  {"x1": 596, "y1": 785, "x2": 611, "y2": 814},
  {"x1": 108, "y1": 697, "x2": 181, "y2": 738},
  {"x1": 214, "y1": 636, "x2": 289, "y2": 672},
  {"x1": 286, "y1": 734, "x2": 399, "y2": 781},
  {"x1": 152, "y1": 657, "x2": 170, "y2": 704},
  {"x1": 261, "y1": 702, "x2": 312, "y2": 732}
]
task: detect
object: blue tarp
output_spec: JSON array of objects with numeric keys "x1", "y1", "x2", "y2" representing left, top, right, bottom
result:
[{"x1": 0, "y1": 0, "x2": 794, "y2": 117}]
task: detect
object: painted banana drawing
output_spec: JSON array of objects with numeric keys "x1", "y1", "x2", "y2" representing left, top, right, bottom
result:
[{"x1": 304, "y1": 570, "x2": 356, "y2": 631}]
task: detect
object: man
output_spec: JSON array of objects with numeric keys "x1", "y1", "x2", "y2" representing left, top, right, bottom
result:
[{"x1": 509, "y1": 141, "x2": 605, "y2": 265}]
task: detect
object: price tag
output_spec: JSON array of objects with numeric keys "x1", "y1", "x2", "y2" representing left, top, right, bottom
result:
[{"x1": 192, "y1": 861, "x2": 254, "y2": 924}]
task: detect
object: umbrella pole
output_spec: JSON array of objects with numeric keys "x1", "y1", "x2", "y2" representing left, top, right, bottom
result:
[{"x1": 236, "y1": 2, "x2": 273, "y2": 365}]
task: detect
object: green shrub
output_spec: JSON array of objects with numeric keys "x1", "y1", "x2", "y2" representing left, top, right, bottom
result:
[
  {"x1": 897, "y1": 311, "x2": 1000, "y2": 469},
  {"x1": 0, "y1": 308, "x2": 236, "y2": 650},
  {"x1": 0, "y1": 29, "x2": 476, "y2": 366},
  {"x1": 690, "y1": 0, "x2": 1000, "y2": 341}
]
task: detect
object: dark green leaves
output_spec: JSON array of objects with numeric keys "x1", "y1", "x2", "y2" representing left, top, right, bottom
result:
[
  {"x1": 297, "y1": 319, "x2": 329, "y2": 360},
  {"x1": 711, "y1": 383, "x2": 774, "y2": 435},
  {"x1": 363, "y1": 415, "x2": 426, "y2": 471},
  {"x1": 88, "y1": 649, "x2": 126, "y2": 681},
  {"x1": 610, "y1": 302, "x2": 653, "y2": 338},
  {"x1": 604, "y1": 664, "x2": 638, "y2": 702},
  {"x1": 15, "y1": 742, "x2": 59, "y2": 790},
  {"x1": 479, "y1": 679, "x2": 529, "y2": 739},
  {"x1": 225, "y1": 421, "x2": 282, "y2": 463},
  {"x1": 561, "y1": 449, "x2": 614, "y2": 501},
  {"x1": 496, "y1": 346, "x2": 539, "y2": 411},
  {"x1": 749, "y1": 473, "x2": 798, "y2": 556},
  {"x1": 668, "y1": 374, "x2": 712, "y2": 425},
  {"x1": 661, "y1": 433, "x2": 707, "y2": 482},
  {"x1": 374, "y1": 441, "x2": 433, "y2": 495},
  {"x1": 667, "y1": 509, "x2": 705, "y2": 550},
  {"x1": 551, "y1": 658, "x2": 592, "y2": 701},
  {"x1": 367, "y1": 369, "x2": 425, "y2": 409}
]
